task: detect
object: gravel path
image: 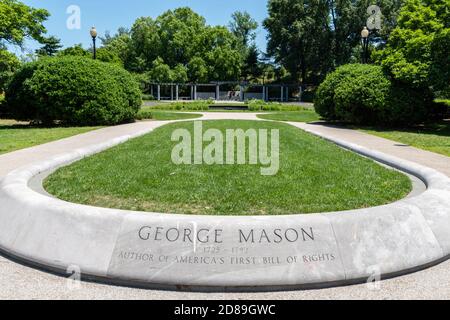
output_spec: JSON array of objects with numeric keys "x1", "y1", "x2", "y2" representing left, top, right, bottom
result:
[{"x1": 0, "y1": 113, "x2": 449, "y2": 300}]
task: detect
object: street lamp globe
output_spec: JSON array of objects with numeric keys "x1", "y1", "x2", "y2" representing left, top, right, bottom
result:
[
  {"x1": 90, "y1": 26, "x2": 98, "y2": 39},
  {"x1": 361, "y1": 27, "x2": 369, "y2": 39}
]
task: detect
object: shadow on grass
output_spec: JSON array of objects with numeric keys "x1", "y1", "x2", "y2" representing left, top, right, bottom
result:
[
  {"x1": 353, "y1": 120, "x2": 450, "y2": 138},
  {"x1": 0, "y1": 121, "x2": 94, "y2": 130},
  {"x1": 307, "y1": 119, "x2": 450, "y2": 138}
]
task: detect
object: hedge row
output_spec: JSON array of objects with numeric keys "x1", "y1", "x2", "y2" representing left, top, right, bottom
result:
[
  {"x1": 314, "y1": 64, "x2": 444, "y2": 125},
  {"x1": 5, "y1": 56, "x2": 142, "y2": 126}
]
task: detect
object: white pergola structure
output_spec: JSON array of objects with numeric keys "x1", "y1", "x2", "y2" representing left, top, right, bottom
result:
[{"x1": 148, "y1": 82, "x2": 304, "y2": 102}]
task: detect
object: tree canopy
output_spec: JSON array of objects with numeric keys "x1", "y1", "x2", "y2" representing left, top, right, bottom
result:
[
  {"x1": 375, "y1": 0, "x2": 450, "y2": 96},
  {"x1": 0, "y1": 48, "x2": 20, "y2": 92},
  {"x1": 229, "y1": 11, "x2": 259, "y2": 48},
  {"x1": 0, "y1": 0, "x2": 49, "y2": 47},
  {"x1": 263, "y1": 0, "x2": 403, "y2": 84},
  {"x1": 103, "y1": 7, "x2": 245, "y2": 82},
  {"x1": 35, "y1": 36, "x2": 62, "y2": 56}
]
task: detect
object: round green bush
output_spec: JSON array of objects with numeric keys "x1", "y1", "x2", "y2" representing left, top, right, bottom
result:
[
  {"x1": 333, "y1": 65, "x2": 391, "y2": 124},
  {"x1": 5, "y1": 56, "x2": 141, "y2": 125},
  {"x1": 315, "y1": 64, "x2": 436, "y2": 125},
  {"x1": 4, "y1": 61, "x2": 40, "y2": 121},
  {"x1": 314, "y1": 64, "x2": 360, "y2": 120}
]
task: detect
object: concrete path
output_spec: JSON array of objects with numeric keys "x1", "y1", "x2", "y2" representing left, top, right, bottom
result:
[{"x1": 0, "y1": 114, "x2": 449, "y2": 300}]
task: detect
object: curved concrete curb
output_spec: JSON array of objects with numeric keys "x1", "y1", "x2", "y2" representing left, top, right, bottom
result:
[{"x1": 0, "y1": 120, "x2": 449, "y2": 290}]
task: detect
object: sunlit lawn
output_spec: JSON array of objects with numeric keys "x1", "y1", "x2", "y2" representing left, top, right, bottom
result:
[
  {"x1": 45, "y1": 120, "x2": 411, "y2": 215},
  {"x1": 0, "y1": 119, "x2": 102, "y2": 155},
  {"x1": 360, "y1": 120, "x2": 450, "y2": 158}
]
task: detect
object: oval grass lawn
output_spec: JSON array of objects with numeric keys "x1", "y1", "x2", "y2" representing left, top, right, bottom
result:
[{"x1": 44, "y1": 120, "x2": 411, "y2": 215}]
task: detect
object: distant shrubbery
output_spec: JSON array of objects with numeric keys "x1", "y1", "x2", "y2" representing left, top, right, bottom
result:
[
  {"x1": 5, "y1": 56, "x2": 141, "y2": 125},
  {"x1": 147, "y1": 100, "x2": 309, "y2": 112},
  {"x1": 246, "y1": 99, "x2": 307, "y2": 111},
  {"x1": 142, "y1": 94, "x2": 155, "y2": 101},
  {"x1": 0, "y1": 93, "x2": 6, "y2": 116},
  {"x1": 315, "y1": 64, "x2": 442, "y2": 125}
]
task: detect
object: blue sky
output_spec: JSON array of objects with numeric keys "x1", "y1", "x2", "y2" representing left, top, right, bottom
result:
[{"x1": 14, "y1": 0, "x2": 269, "y2": 56}]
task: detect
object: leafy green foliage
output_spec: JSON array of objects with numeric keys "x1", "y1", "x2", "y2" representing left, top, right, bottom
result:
[
  {"x1": 103, "y1": 7, "x2": 243, "y2": 82},
  {"x1": 430, "y1": 28, "x2": 450, "y2": 97},
  {"x1": 315, "y1": 64, "x2": 439, "y2": 125},
  {"x1": 57, "y1": 44, "x2": 123, "y2": 66},
  {"x1": 264, "y1": 0, "x2": 403, "y2": 84},
  {"x1": 0, "y1": 0, "x2": 49, "y2": 47},
  {"x1": 35, "y1": 36, "x2": 62, "y2": 56},
  {"x1": 4, "y1": 61, "x2": 39, "y2": 120},
  {"x1": 375, "y1": 0, "x2": 450, "y2": 95},
  {"x1": 96, "y1": 47, "x2": 123, "y2": 66},
  {"x1": 148, "y1": 57, "x2": 172, "y2": 83},
  {"x1": 242, "y1": 45, "x2": 263, "y2": 81},
  {"x1": 5, "y1": 56, "x2": 141, "y2": 125},
  {"x1": 57, "y1": 44, "x2": 90, "y2": 58},
  {"x1": 135, "y1": 110, "x2": 202, "y2": 120},
  {"x1": 187, "y1": 57, "x2": 209, "y2": 83},
  {"x1": 228, "y1": 11, "x2": 258, "y2": 47},
  {"x1": 0, "y1": 49, "x2": 20, "y2": 93}
]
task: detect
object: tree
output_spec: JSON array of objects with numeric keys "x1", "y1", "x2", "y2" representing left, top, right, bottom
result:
[
  {"x1": 0, "y1": 49, "x2": 20, "y2": 93},
  {"x1": 96, "y1": 47, "x2": 123, "y2": 66},
  {"x1": 430, "y1": 28, "x2": 450, "y2": 97},
  {"x1": 202, "y1": 26, "x2": 242, "y2": 81},
  {"x1": 156, "y1": 8, "x2": 207, "y2": 67},
  {"x1": 35, "y1": 36, "x2": 62, "y2": 56},
  {"x1": 171, "y1": 64, "x2": 188, "y2": 83},
  {"x1": 264, "y1": 0, "x2": 330, "y2": 83},
  {"x1": 188, "y1": 57, "x2": 208, "y2": 83},
  {"x1": 116, "y1": 8, "x2": 245, "y2": 83},
  {"x1": 57, "y1": 44, "x2": 90, "y2": 58},
  {"x1": 228, "y1": 11, "x2": 258, "y2": 47},
  {"x1": 103, "y1": 31, "x2": 135, "y2": 70},
  {"x1": 242, "y1": 45, "x2": 263, "y2": 81},
  {"x1": 99, "y1": 27, "x2": 129, "y2": 46},
  {"x1": 263, "y1": 0, "x2": 403, "y2": 84},
  {"x1": 149, "y1": 57, "x2": 172, "y2": 83},
  {"x1": 375, "y1": 0, "x2": 449, "y2": 96},
  {"x1": 0, "y1": 0, "x2": 49, "y2": 47}
]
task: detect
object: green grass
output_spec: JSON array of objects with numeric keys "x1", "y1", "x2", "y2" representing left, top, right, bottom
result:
[
  {"x1": 257, "y1": 111, "x2": 320, "y2": 123},
  {"x1": 0, "y1": 120, "x2": 101, "y2": 155},
  {"x1": 45, "y1": 120, "x2": 411, "y2": 216},
  {"x1": 360, "y1": 120, "x2": 450, "y2": 157},
  {"x1": 136, "y1": 109, "x2": 203, "y2": 120}
]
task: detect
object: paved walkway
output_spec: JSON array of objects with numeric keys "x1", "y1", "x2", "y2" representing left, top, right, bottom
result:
[{"x1": 0, "y1": 113, "x2": 449, "y2": 299}]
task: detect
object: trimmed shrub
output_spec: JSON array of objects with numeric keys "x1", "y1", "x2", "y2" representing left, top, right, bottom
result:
[
  {"x1": 314, "y1": 65, "x2": 360, "y2": 120},
  {"x1": 4, "y1": 61, "x2": 39, "y2": 121},
  {"x1": 333, "y1": 65, "x2": 391, "y2": 124},
  {"x1": 5, "y1": 56, "x2": 141, "y2": 125},
  {"x1": 315, "y1": 64, "x2": 438, "y2": 125}
]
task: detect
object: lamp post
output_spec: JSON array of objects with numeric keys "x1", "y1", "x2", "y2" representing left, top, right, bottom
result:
[
  {"x1": 90, "y1": 26, "x2": 97, "y2": 60},
  {"x1": 361, "y1": 26, "x2": 369, "y2": 64}
]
